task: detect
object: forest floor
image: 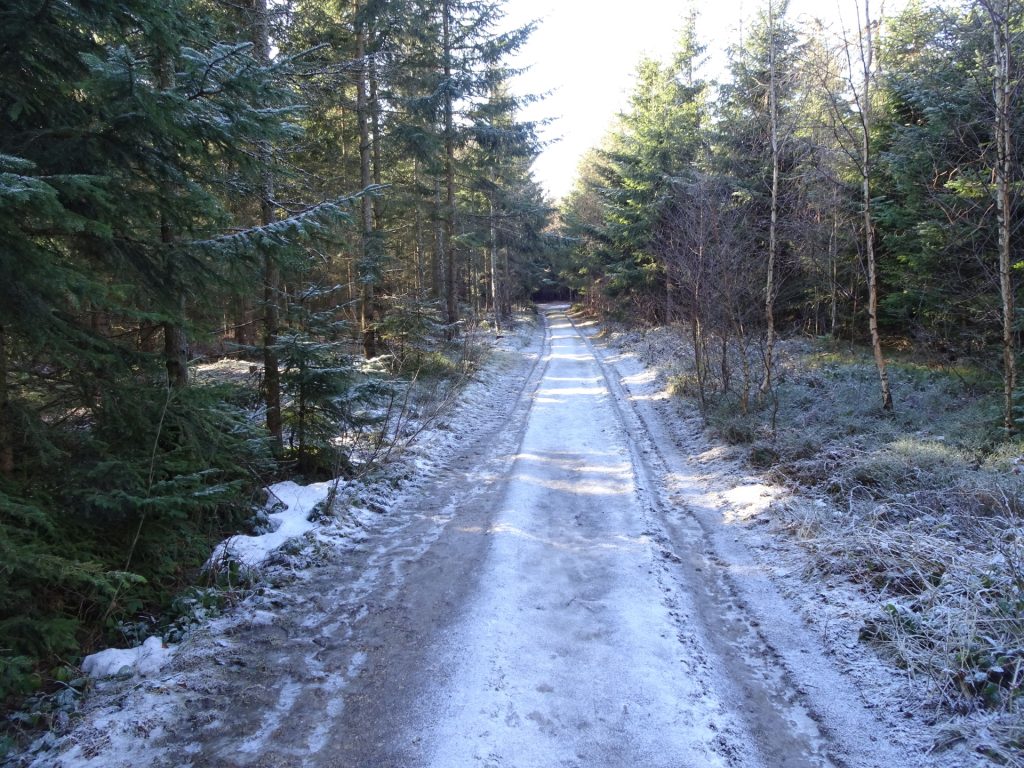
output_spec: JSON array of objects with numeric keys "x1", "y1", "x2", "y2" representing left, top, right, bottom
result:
[{"x1": 7, "y1": 304, "x2": 1013, "y2": 767}]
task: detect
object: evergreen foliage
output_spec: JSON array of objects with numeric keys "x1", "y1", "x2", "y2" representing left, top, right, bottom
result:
[
  {"x1": 0, "y1": 0, "x2": 551, "y2": 714},
  {"x1": 561, "y1": 0, "x2": 1024, "y2": 426}
]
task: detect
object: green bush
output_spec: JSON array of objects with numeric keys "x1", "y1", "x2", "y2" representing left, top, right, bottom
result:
[{"x1": 0, "y1": 379, "x2": 271, "y2": 705}]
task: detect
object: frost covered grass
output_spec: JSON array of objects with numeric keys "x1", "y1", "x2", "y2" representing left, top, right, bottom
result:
[
  {"x1": 763, "y1": 347, "x2": 1023, "y2": 739},
  {"x1": 611, "y1": 323, "x2": 1024, "y2": 763}
]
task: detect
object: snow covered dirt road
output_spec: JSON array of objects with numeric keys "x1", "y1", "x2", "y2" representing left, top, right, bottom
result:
[
  {"x1": 404, "y1": 307, "x2": 915, "y2": 768},
  {"x1": 34, "y1": 305, "x2": 924, "y2": 768}
]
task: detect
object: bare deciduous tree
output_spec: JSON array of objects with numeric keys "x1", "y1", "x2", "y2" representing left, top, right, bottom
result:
[{"x1": 836, "y1": 0, "x2": 895, "y2": 411}]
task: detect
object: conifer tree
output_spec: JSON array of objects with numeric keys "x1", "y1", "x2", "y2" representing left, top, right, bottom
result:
[
  {"x1": 249, "y1": 0, "x2": 285, "y2": 452},
  {"x1": 465, "y1": 75, "x2": 543, "y2": 325},
  {"x1": 394, "y1": 0, "x2": 533, "y2": 333},
  {"x1": 572, "y1": 13, "x2": 706, "y2": 321},
  {"x1": 0, "y1": 0, "x2": 360, "y2": 690},
  {"x1": 715, "y1": 0, "x2": 802, "y2": 393}
]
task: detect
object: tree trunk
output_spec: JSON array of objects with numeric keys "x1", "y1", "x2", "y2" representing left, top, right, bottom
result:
[
  {"x1": 160, "y1": 213, "x2": 188, "y2": 388},
  {"x1": 163, "y1": 290, "x2": 189, "y2": 388},
  {"x1": 830, "y1": 191, "x2": 840, "y2": 337},
  {"x1": 988, "y1": 0, "x2": 1018, "y2": 432},
  {"x1": 356, "y1": 1, "x2": 378, "y2": 359},
  {"x1": 691, "y1": 313, "x2": 707, "y2": 414},
  {"x1": 263, "y1": 251, "x2": 283, "y2": 456},
  {"x1": 234, "y1": 297, "x2": 256, "y2": 348},
  {"x1": 720, "y1": 333, "x2": 731, "y2": 395},
  {"x1": 858, "y1": 0, "x2": 893, "y2": 411},
  {"x1": 0, "y1": 324, "x2": 13, "y2": 476},
  {"x1": 692, "y1": 201, "x2": 708, "y2": 414},
  {"x1": 433, "y1": 178, "x2": 444, "y2": 300},
  {"x1": 370, "y1": 55, "x2": 384, "y2": 226},
  {"x1": 155, "y1": 52, "x2": 189, "y2": 388},
  {"x1": 295, "y1": 375, "x2": 307, "y2": 474},
  {"x1": 665, "y1": 263, "x2": 673, "y2": 325},
  {"x1": 415, "y1": 160, "x2": 426, "y2": 298},
  {"x1": 442, "y1": 0, "x2": 459, "y2": 337},
  {"x1": 470, "y1": 249, "x2": 480, "y2": 316},
  {"x1": 252, "y1": 0, "x2": 283, "y2": 454},
  {"x1": 761, "y1": 0, "x2": 780, "y2": 395},
  {"x1": 502, "y1": 245, "x2": 512, "y2": 318},
  {"x1": 489, "y1": 194, "x2": 501, "y2": 332}
]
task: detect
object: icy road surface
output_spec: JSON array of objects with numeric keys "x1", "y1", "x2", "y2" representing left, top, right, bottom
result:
[{"x1": 36, "y1": 306, "x2": 924, "y2": 768}]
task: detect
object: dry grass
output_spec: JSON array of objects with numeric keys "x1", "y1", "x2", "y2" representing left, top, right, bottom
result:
[
  {"x1": 760, "y1": 344, "x2": 1024, "y2": 721},
  {"x1": 770, "y1": 352, "x2": 1023, "y2": 734},
  {"x1": 616, "y1": 324, "x2": 1024, "y2": 757}
]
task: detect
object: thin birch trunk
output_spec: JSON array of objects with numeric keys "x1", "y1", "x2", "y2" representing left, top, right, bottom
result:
[
  {"x1": 762, "y1": 0, "x2": 780, "y2": 395},
  {"x1": 987, "y1": 0, "x2": 1018, "y2": 432},
  {"x1": 830, "y1": 190, "x2": 839, "y2": 337},
  {"x1": 857, "y1": 0, "x2": 893, "y2": 410}
]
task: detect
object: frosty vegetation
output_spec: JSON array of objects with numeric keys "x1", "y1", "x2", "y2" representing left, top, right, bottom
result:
[
  {"x1": 551, "y1": 0, "x2": 1024, "y2": 758},
  {"x1": 3, "y1": 0, "x2": 1024, "y2": 764},
  {"x1": 612, "y1": 324, "x2": 1023, "y2": 762}
]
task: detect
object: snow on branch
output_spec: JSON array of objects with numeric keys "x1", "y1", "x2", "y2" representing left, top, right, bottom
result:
[{"x1": 188, "y1": 186, "x2": 387, "y2": 255}]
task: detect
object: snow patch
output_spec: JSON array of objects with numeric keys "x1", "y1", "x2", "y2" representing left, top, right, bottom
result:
[
  {"x1": 207, "y1": 479, "x2": 341, "y2": 570},
  {"x1": 81, "y1": 636, "x2": 175, "y2": 680},
  {"x1": 12, "y1": 316, "x2": 543, "y2": 768},
  {"x1": 719, "y1": 482, "x2": 779, "y2": 524}
]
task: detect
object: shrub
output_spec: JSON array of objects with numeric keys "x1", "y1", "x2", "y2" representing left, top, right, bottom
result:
[{"x1": 0, "y1": 380, "x2": 271, "y2": 705}]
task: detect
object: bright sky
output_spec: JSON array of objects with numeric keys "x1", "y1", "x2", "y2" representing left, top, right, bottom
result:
[{"x1": 503, "y1": 0, "x2": 907, "y2": 201}]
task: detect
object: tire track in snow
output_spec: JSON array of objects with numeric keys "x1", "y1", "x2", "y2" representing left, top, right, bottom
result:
[
  {"x1": 568, "y1": 307, "x2": 927, "y2": 768},
  {"x1": 187, "y1": 316, "x2": 555, "y2": 767},
  {"x1": 413, "y1": 306, "x2": 753, "y2": 767},
  {"x1": 32, "y1": 308, "x2": 925, "y2": 768}
]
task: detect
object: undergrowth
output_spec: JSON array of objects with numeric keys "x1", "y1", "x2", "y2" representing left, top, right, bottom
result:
[
  {"x1": 0, "y1": 378, "x2": 272, "y2": 753},
  {"x1": 755, "y1": 347, "x2": 1022, "y2": 724},
  {"x1": 0, "y1": 304, "x2": 489, "y2": 758},
  {"x1": 631, "y1": 325, "x2": 1023, "y2": 760}
]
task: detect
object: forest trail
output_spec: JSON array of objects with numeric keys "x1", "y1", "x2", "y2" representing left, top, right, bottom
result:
[{"x1": 38, "y1": 306, "x2": 923, "y2": 768}]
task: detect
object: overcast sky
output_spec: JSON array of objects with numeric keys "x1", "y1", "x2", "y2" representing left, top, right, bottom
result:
[{"x1": 502, "y1": 0, "x2": 907, "y2": 201}]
